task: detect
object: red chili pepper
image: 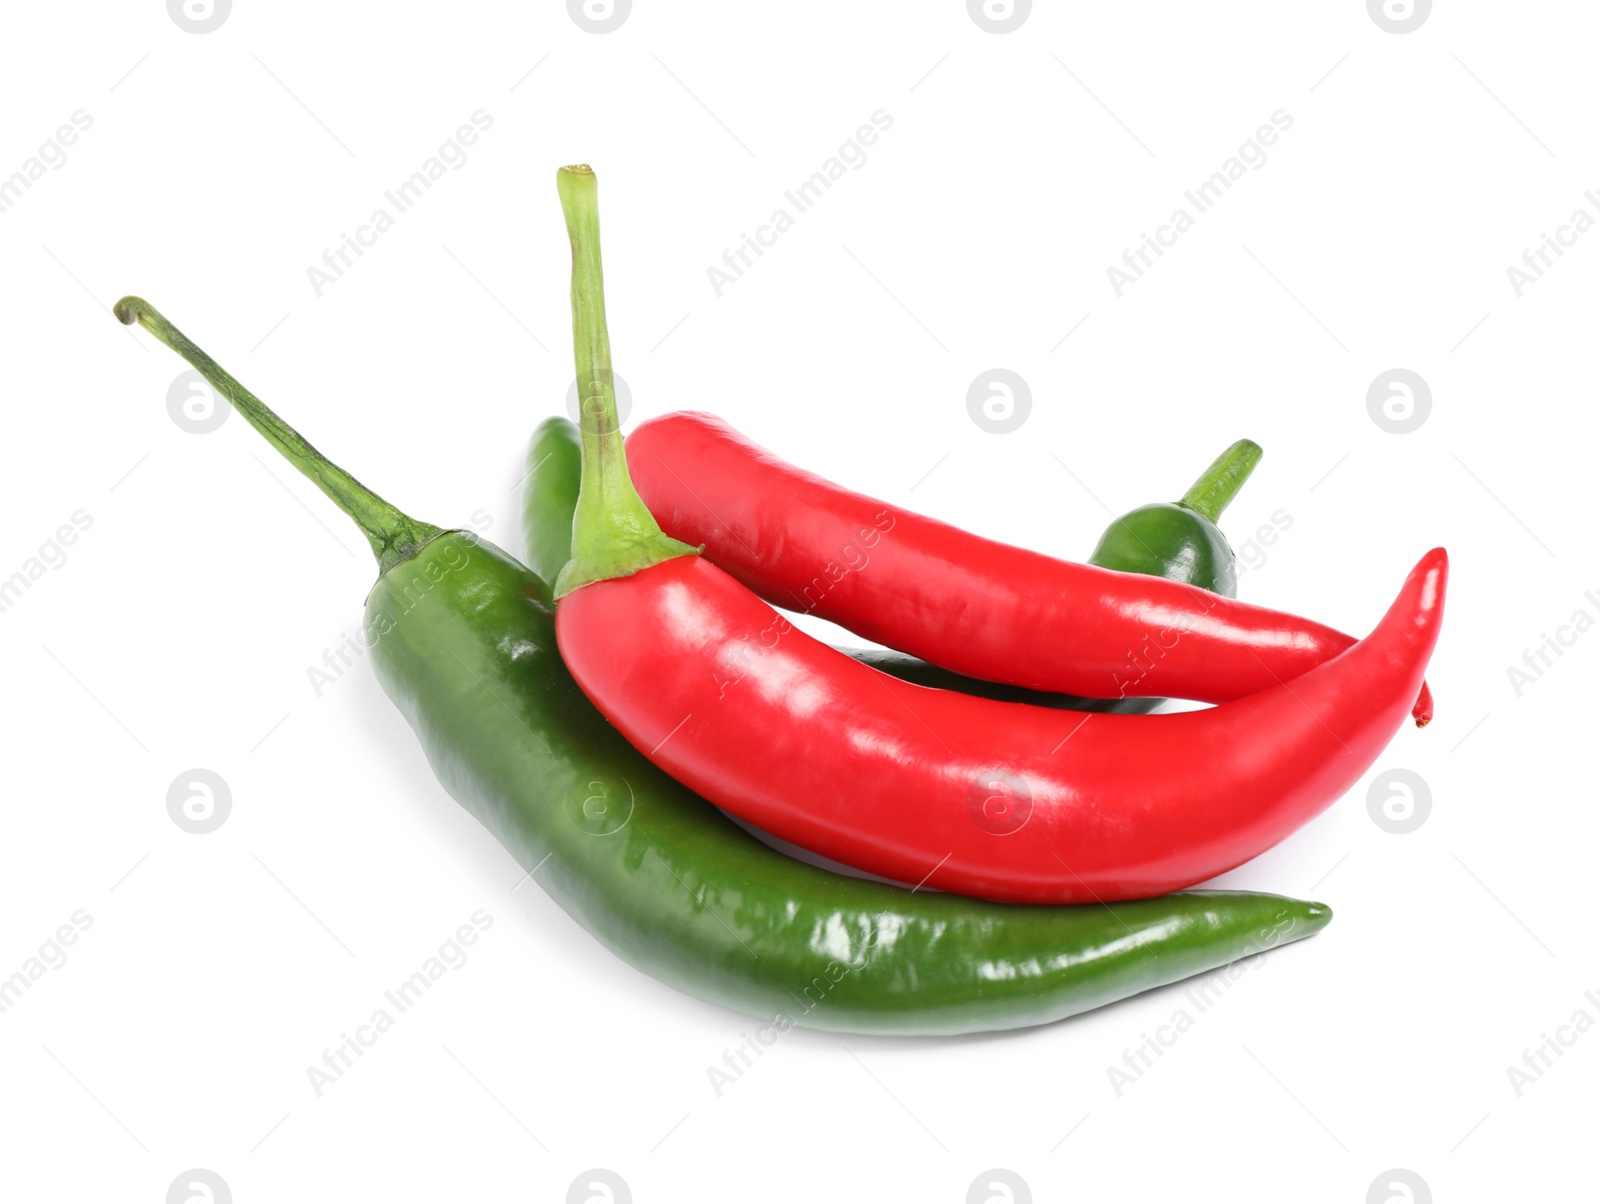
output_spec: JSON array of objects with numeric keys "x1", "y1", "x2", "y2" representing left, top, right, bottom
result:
[
  {"x1": 558, "y1": 545, "x2": 1445, "y2": 903},
  {"x1": 625, "y1": 413, "x2": 1435, "y2": 726}
]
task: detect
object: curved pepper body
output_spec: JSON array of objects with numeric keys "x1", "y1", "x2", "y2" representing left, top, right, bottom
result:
[
  {"x1": 556, "y1": 548, "x2": 1446, "y2": 904},
  {"x1": 369, "y1": 534, "x2": 1331, "y2": 1033},
  {"x1": 529, "y1": 417, "x2": 1243, "y2": 714},
  {"x1": 850, "y1": 489, "x2": 1235, "y2": 708},
  {"x1": 624, "y1": 412, "x2": 1433, "y2": 725}
]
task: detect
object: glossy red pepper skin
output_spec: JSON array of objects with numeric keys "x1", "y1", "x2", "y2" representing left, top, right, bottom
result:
[
  {"x1": 625, "y1": 412, "x2": 1433, "y2": 726},
  {"x1": 555, "y1": 548, "x2": 1446, "y2": 904}
]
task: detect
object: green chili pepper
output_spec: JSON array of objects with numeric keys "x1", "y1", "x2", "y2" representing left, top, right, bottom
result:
[
  {"x1": 1087, "y1": 437, "x2": 1261, "y2": 597},
  {"x1": 118, "y1": 295, "x2": 1329, "y2": 1035},
  {"x1": 524, "y1": 417, "x2": 1260, "y2": 714},
  {"x1": 525, "y1": 416, "x2": 586, "y2": 587}
]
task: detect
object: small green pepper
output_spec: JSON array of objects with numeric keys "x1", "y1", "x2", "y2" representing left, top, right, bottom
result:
[{"x1": 1086, "y1": 437, "x2": 1262, "y2": 597}]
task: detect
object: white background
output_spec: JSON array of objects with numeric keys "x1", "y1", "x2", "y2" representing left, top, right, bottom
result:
[{"x1": 0, "y1": 2, "x2": 1591, "y2": 1201}]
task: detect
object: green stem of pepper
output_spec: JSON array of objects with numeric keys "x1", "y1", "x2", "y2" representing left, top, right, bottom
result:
[
  {"x1": 113, "y1": 296, "x2": 439, "y2": 573},
  {"x1": 553, "y1": 165, "x2": 697, "y2": 598},
  {"x1": 1178, "y1": 438, "x2": 1264, "y2": 524}
]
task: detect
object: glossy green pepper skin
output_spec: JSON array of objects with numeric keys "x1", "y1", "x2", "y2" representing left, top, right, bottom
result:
[
  {"x1": 525, "y1": 419, "x2": 1260, "y2": 715},
  {"x1": 118, "y1": 296, "x2": 1330, "y2": 1035},
  {"x1": 524, "y1": 416, "x2": 586, "y2": 590},
  {"x1": 375, "y1": 534, "x2": 1330, "y2": 1033},
  {"x1": 1086, "y1": 437, "x2": 1261, "y2": 598}
]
